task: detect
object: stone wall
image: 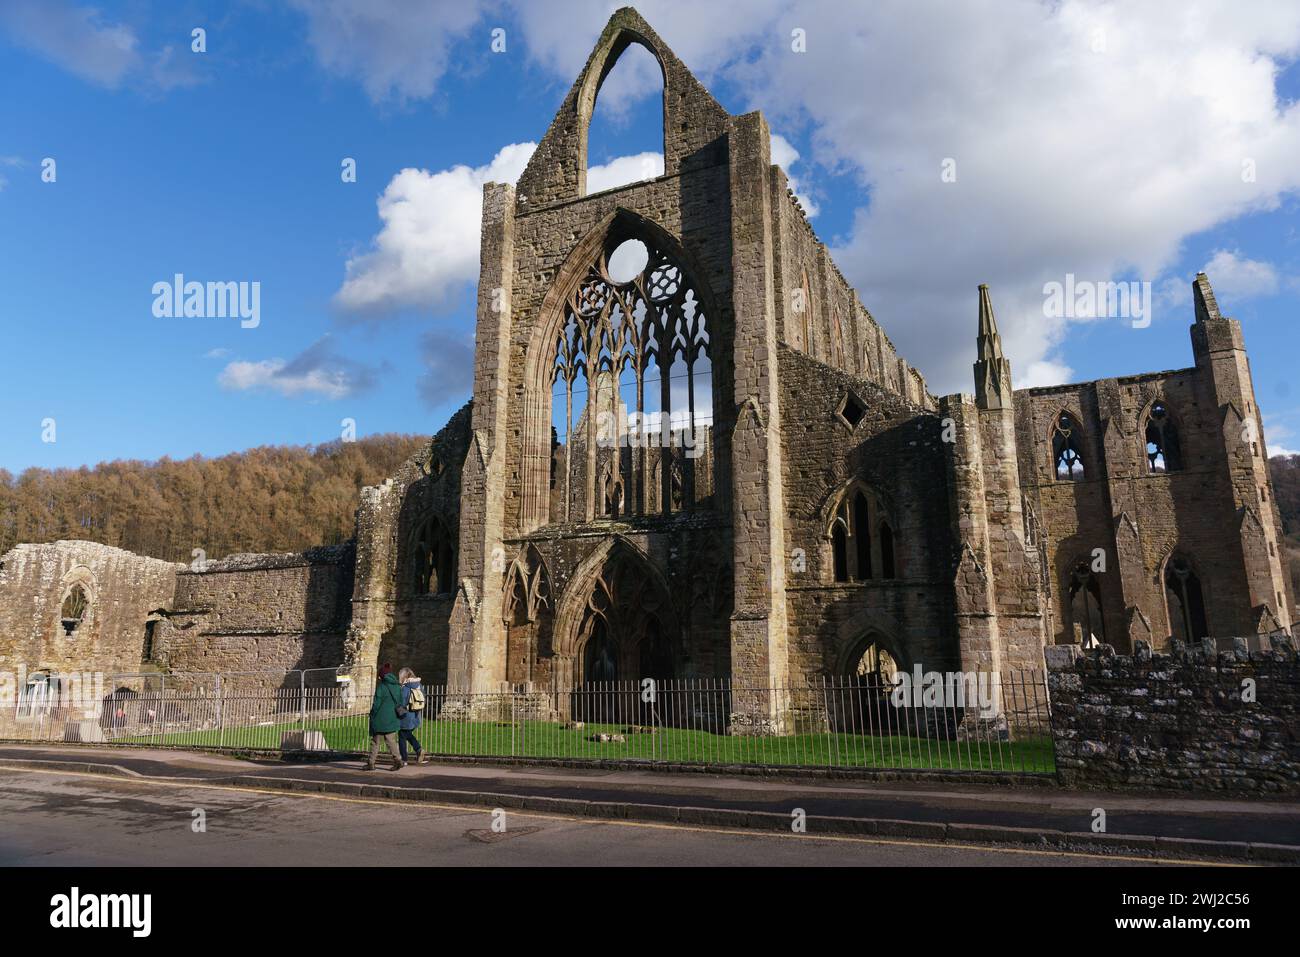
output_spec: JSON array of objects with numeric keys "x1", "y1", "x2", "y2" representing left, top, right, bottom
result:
[
  {"x1": 778, "y1": 346, "x2": 959, "y2": 677},
  {"x1": 156, "y1": 545, "x2": 354, "y2": 689},
  {"x1": 1016, "y1": 279, "x2": 1294, "y2": 653},
  {"x1": 1046, "y1": 641, "x2": 1300, "y2": 793},
  {"x1": 345, "y1": 404, "x2": 472, "y2": 686},
  {"x1": 769, "y1": 168, "x2": 926, "y2": 403},
  {"x1": 0, "y1": 541, "x2": 179, "y2": 679}
]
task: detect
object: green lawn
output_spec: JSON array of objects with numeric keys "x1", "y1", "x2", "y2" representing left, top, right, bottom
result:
[{"x1": 120, "y1": 714, "x2": 1055, "y2": 772}]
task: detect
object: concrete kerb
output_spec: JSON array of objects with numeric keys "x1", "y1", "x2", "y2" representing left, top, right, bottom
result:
[
  {"x1": 0, "y1": 757, "x2": 140, "y2": 778},
  {"x1": 232, "y1": 774, "x2": 1300, "y2": 863},
  {"x1": 0, "y1": 738, "x2": 1059, "y2": 787}
]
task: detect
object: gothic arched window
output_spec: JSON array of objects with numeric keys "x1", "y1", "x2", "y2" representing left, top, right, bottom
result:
[
  {"x1": 847, "y1": 637, "x2": 900, "y2": 683},
  {"x1": 879, "y1": 522, "x2": 896, "y2": 579},
  {"x1": 503, "y1": 549, "x2": 554, "y2": 685},
  {"x1": 829, "y1": 484, "x2": 898, "y2": 582},
  {"x1": 1144, "y1": 402, "x2": 1182, "y2": 473},
  {"x1": 1165, "y1": 556, "x2": 1208, "y2": 642},
  {"x1": 571, "y1": 547, "x2": 675, "y2": 692},
  {"x1": 852, "y1": 490, "x2": 872, "y2": 581},
  {"x1": 549, "y1": 230, "x2": 713, "y2": 523},
  {"x1": 832, "y1": 522, "x2": 849, "y2": 582},
  {"x1": 60, "y1": 585, "x2": 88, "y2": 636},
  {"x1": 1052, "y1": 412, "x2": 1086, "y2": 480},
  {"x1": 412, "y1": 515, "x2": 456, "y2": 597},
  {"x1": 1067, "y1": 562, "x2": 1106, "y2": 646}
]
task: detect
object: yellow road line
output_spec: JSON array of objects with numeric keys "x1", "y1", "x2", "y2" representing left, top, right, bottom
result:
[{"x1": 0, "y1": 763, "x2": 1248, "y2": 866}]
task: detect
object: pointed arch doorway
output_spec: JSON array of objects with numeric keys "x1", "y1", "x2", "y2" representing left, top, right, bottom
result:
[{"x1": 557, "y1": 542, "x2": 679, "y2": 723}]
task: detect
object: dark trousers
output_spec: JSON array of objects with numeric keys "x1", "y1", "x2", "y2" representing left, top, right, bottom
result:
[{"x1": 398, "y1": 728, "x2": 422, "y2": 760}]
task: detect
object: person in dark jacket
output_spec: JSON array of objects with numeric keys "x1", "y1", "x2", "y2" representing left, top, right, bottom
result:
[
  {"x1": 364, "y1": 664, "x2": 403, "y2": 771},
  {"x1": 397, "y1": 667, "x2": 427, "y2": 766}
]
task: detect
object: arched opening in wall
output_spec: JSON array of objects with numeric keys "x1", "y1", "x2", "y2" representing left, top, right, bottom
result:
[
  {"x1": 1144, "y1": 401, "x2": 1182, "y2": 473},
  {"x1": 832, "y1": 520, "x2": 849, "y2": 582},
  {"x1": 583, "y1": 617, "x2": 618, "y2": 682},
  {"x1": 834, "y1": 634, "x2": 902, "y2": 733},
  {"x1": 1052, "y1": 412, "x2": 1086, "y2": 480},
  {"x1": 505, "y1": 572, "x2": 532, "y2": 684},
  {"x1": 1165, "y1": 556, "x2": 1208, "y2": 643},
  {"x1": 569, "y1": 546, "x2": 676, "y2": 720},
  {"x1": 1067, "y1": 563, "x2": 1106, "y2": 647},
  {"x1": 411, "y1": 515, "x2": 456, "y2": 597},
  {"x1": 638, "y1": 617, "x2": 674, "y2": 681},
  {"x1": 852, "y1": 490, "x2": 872, "y2": 581},
  {"x1": 142, "y1": 620, "x2": 157, "y2": 661},
  {"x1": 60, "y1": 585, "x2": 88, "y2": 636},
  {"x1": 600, "y1": 463, "x2": 624, "y2": 518},
  {"x1": 847, "y1": 637, "x2": 900, "y2": 683},
  {"x1": 584, "y1": 41, "x2": 665, "y2": 195},
  {"x1": 879, "y1": 522, "x2": 896, "y2": 579},
  {"x1": 827, "y1": 482, "x2": 899, "y2": 582},
  {"x1": 502, "y1": 549, "x2": 554, "y2": 687},
  {"x1": 546, "y1": 222, "x2": 714, "y2": 524}
]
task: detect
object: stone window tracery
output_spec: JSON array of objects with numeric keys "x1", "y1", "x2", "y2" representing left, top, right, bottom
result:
[
  {"x1": 412, "y1": 514, "x2": 456, "y2": 597},
  {"x1": 503, "y1": 549, "x2": 554, "y2": 685},
  {"x1": 829, "y1": 483, "x2": 897, "y2": 583},
  {"x1": 549, "y1": 232, "x2": 713, "y2": 522},
  {"x1": 572, "y1": 549, "x2": 674, "y2": 688}
]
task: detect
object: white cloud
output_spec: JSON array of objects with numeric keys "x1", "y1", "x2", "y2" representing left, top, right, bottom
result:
[
  {"x1": 334, "y1": 143, "x2": 535, "y2": 315},
  {"x1": 508, "y1": 0, "x2": 775, "y2": 98},
  {"x1": 337, "y1": 144, "x2": 678, "y2": 315},
  {"x1": 1265, "y1": 418, "x2": 1298, "y2": 458},
  {"x1": 219, "y1": 358, "x2": 348, "y2": 398},
  {"x1": 217, "y1": 336, "x2": 383, "y2": 399},
  {"x1": 770, "y1": 133, "x2": 819, "y2": 218},
  {"x1": 308, "y1": 0, "x2": 1300, "y2": 393},
  {"x1": 289, "y1": 0, "x2": 488, "y2": 103},
  {"x1": 0, "y1": 0, "x2": 139, "y2": 88},
  {"x1": 1020, "y1": 359, "x2": 1077, "y2": 389},
  {"x1": 1202, "y1": 249, "x2": 1281, "y2": 300},
  {"x1": 511, "y1": 0, "x2": 1300, "y2": 394},
  {"x1": 587, "y1": 151, "x2": 663, "y2": 194}
]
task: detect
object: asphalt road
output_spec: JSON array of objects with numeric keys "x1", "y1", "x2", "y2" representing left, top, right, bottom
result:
[
  {"x1": 0, "y1": 767, "x2": 1180, "y2": 866},
  {"x1": 4, "y1": 744, "x2": 1296, "y2": 847}
]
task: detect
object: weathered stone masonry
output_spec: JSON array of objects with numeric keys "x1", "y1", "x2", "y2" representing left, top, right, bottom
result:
[
  {"x1": 0, "y1": 8, "x2": 1291, "y2": 733},
  {"x1": 1047, "y1": 642, "x2": 1300, "y2": 793}
]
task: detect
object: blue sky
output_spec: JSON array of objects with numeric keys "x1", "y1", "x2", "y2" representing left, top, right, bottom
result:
[{"x1": 2, "y1": 0, "x2": 1299, "y2": 474}]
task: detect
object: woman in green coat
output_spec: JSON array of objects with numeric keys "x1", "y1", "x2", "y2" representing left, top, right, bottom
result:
[{"x1": 364, "y1": 664, "x2": 404, "y2": 771}]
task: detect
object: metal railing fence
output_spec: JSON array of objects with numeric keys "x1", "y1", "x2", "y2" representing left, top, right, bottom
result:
[{"x1": 0, "y1": 668, "x2": 1053, "y2": 773}]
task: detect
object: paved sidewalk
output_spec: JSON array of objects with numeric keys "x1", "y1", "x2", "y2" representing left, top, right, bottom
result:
[{"x1": 1, "y1": 743, "x2": 1297, "y2": 855}]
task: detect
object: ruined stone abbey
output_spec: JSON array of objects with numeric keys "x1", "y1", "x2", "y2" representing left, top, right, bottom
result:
[{"x1": 1, "y1": 9, "x2": 1293, "y2": 718}]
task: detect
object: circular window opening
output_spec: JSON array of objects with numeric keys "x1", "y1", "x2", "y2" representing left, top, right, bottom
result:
[{"x1": 606, "y1": 239, "x2": 649, "y2": 285}]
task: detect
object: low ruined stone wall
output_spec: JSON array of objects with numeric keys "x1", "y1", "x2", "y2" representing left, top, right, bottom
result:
[
  {"x1": 1046, "y1": 640, "x2": 1299, "y2": 793},
  {"x1": 0, "y1": 541, "x2": 180, "y2": 678},
  {"x1": 155, "y1": 545, "x2": 354, "y2": 688}
]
